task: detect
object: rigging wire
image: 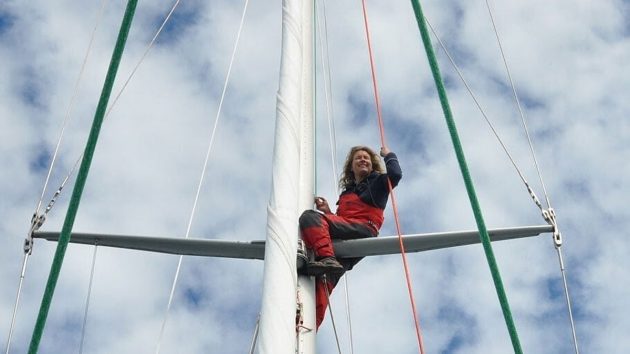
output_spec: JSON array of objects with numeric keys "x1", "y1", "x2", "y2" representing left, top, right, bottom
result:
[
  {"x1": 341, "y1": 275, "x2": 354, "y2": 354},
  {"x1": 423, "y1": 20, "x2": 532, "y2": 193},
  {"x1": 417, "y1": 5, "x2": 577, "y2": 353},
  {"x1": 484, "y1": 0, "x2": 551, "y2": 210},
  {"x1": 32, "y1": 0, "x2": 110, "y2": 221},
  {"x1": 484, "y1": 1, "x2": 578, "y2": 352},
  {"x1": 423, "y1": 17, "x2": 549, "y2": 218},
  {"x1": 4, "y1": 254, "x2": 30, "y2": 354},
  {"x1": 4, "y1": 1, "x2": 109, "y2": 353},
  {"x1": 422, "y1": 11, "x2": 556, "y2": 232},
  {"x1": 360, "y1": 1, "x2": 426, "y2": 353},
  {"x1": 35, "y1": 0, "x2": 184, "y2": 227},
  {"x1": 104, "y1": 0, "x2": 182, "y2": 120},
  {"x1": 5, "y1": 0, "x2": 182, "y2": 351},
  {"x1": 79, "y1": 243, "x2": 99, "y2": 354},
  {"x1": 155, "y1": 1, "x2": 250, "y2": 352},
  {"x1": 316, "y1": 0, "x2": 340, "y2": 190},
  {"x1": 9, "y1": 2, "x2": 179, "y2": 346},
  {"x1": 28, "y1": 0, "x2": 139, "y2": 351},
  {"x1": 556, "y1": 247, "x2": 579, "y2": 354},
  {"x1": 423, "y1": 27, "x2": 575, "y2": 346},
  {"x1": 410, "y1": 0, "x2": 525, "y2": 352},
  {"x1": 248, "y1": 315, "x2": 260, "y2": 354},
  {"x1": 322, "y1": 277, "x2": 344, "y2": 354},
  {"x1": 315, "y1": 2, "x2": 356, "y2": 352}
]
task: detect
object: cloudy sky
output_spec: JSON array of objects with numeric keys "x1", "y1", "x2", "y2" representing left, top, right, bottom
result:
[{"x1": 1, "y1": 0, "x2": 629, "y2": 353}]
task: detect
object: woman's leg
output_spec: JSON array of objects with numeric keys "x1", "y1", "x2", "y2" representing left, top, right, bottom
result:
[{"x1": 299, "y1": 210, "x2": 335, "y2": 258}]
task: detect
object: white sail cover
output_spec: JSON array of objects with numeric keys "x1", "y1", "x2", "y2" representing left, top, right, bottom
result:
[{"x1": 257, "y1": 0, "x2": 313, "y2": 353}]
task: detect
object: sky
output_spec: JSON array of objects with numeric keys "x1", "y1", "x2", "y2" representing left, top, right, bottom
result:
[{"x1": 1, "y1": 0, "x2": 629, "y2": 353}]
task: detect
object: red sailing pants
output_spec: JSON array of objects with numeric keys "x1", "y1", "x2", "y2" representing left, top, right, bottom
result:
[{"x1": 299, "y1": 210, "x2": 376, "y2": 329}]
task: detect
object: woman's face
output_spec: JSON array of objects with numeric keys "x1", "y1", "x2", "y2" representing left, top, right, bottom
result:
[{"x1": 351, "y1": 150, "x2": 373, "y2": 180}]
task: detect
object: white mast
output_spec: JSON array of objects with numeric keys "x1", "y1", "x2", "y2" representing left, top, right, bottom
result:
[
  {"x1": 296, "y1": 0, "x2": 316, "y2": 352},
  {"x1": 257, "y1": 0, "x2": 314, "y2": 353}
]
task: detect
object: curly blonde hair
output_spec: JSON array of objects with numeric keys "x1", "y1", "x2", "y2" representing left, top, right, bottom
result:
[{"x1": 339, "y1": 146, "x2": 384, "y2": 189}]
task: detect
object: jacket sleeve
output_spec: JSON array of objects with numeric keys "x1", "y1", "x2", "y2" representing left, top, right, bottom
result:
[{"x1": 383, "y1": 152, "x2": 402, "y2": 187}]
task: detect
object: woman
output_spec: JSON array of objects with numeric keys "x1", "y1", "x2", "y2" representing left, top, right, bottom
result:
[{"x1": 299, "y1": 145, "x2": 402, "y2": 329}]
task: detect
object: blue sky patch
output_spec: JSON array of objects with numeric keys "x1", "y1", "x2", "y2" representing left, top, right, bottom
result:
[
  {"x1": 30, "y1": 146, "x2": 52, "y2": 173},
  {"x1": 0, "y1": 10, "x2": 15, "y2": 36},
  {"x1": 184, "y1": 285, "x2": 204, "y2": 309},
  {"x1": 546, "y1": 276, "x2": 564, "y2": 300},
  {"x1": 564, "y1": 178, "x2": 591, "y2": 200},
  {"x1": 153, "y1": 4, "x2": 199, "y2": 46},
  {"x1": 19, "y1": 69, "x2": 46, "y2": 109},
  {"x1": 346, "y1": 93, "x2": 372, "y2": 126},
  {"x1": 381, "y1": 109, "x2": 431, "y2": 162},
  {"x1": 437, "y1": 304, "x2": 477, "y2": 353}
]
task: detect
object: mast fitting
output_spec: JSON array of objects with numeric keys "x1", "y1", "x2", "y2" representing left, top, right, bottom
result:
[
  {"x1": 25, "y1": 212, "x2": 45, "y2": 255},
  {"x1": 542, "y1": 208, "x2": 562, "y2": 248},
  {"x1": 526, "y1": 183, "x2": 543, "y2": 210}
]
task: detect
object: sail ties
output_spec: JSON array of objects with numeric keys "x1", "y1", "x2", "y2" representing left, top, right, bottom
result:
[{"x1": 360, "y1": 2, "x2": 427, "y2": 354}]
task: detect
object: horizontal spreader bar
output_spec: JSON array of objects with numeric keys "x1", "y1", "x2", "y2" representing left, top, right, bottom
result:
[{"x1": 34, "y1": 225, "x2": 552, "y2": 260}]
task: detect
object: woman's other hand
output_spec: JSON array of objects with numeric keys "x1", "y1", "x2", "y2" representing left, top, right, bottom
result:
[{"x1": 314, "y1": 197, "x2": 331, "y2": 214}]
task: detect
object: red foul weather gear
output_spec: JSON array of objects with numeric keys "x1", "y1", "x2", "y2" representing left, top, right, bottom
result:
[{"x1": 299, "y1": 151, "x2": 402, "y2": 329}]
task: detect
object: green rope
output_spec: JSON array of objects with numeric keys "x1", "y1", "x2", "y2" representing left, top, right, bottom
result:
[
  {"x1": 27, "y1": 1, "x2": 138, "y2": 352},
  {"x1": 409, "y1": 1, "x2": 523, "y2": 353}
]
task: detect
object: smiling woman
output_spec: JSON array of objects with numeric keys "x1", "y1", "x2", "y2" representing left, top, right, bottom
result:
[{"x1": 299, "y1": 145, "x2": 402, "y2": 329}]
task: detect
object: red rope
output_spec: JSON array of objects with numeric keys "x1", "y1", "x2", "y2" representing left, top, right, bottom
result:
[{"x1": 361, "y1": 1, "x2": 426, "y2": 353}]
